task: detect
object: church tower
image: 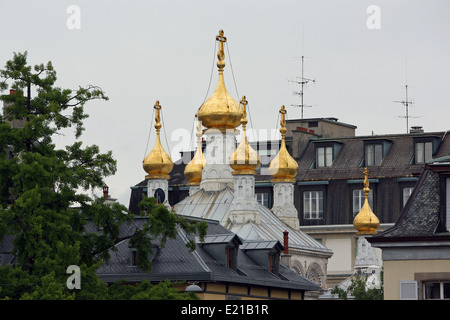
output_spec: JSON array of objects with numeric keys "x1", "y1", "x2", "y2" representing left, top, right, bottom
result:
[
  {"x1": 228, "y1": 96, "x2": 261, "y2": 224},
  {"x1": 353, "y1": 168, "x2": 381, "y2": 288},
  {"x1": 269, "y1": 105, "x2": 300, "y2": 230},
  {"x1": 142, "y1": 101, "x2": 173, "y2": 209},
  {"x1": 197, "y1": 30, "x2": 242, "y2": 192}
]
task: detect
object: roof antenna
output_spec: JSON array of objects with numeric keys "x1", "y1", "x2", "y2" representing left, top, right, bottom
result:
[
  {"x1": 289, "y1": 21, "x2": 315, "y2": 121},
  {"x1": 394, "y1": 56, "x2": 419, "y2": 133}
]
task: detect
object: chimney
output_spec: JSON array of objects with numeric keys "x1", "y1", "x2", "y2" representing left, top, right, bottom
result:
[
  {"x1": 103, "y1": 184, "x2": 109, "y2": 198},
  {"x1": 283, "y1": 230, "x2": 289, "y2": 254},
  {"x1": 410, "y1": 126, "x2": 424, "y2": 134},
  {"x1": 10, "y1": 89, "x2": 16, "y2": 95}
]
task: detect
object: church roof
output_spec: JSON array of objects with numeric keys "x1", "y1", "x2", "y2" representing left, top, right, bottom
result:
[{"x1": 173, "y1": 187, "x2": 332, "y2": 256}]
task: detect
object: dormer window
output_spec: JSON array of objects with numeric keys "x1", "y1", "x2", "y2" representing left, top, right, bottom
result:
[
  {"x1": 241, "y1": 240, "x2": 283, "y2": 276},
  {"x1": 363, "y1": 139, "x2": 391, "y2": 167},
  {"x1": 314, "y1": 141, "x2": 342, "y2": 168},
  {"x1": 199, "y1": 234, "x2": 242, "y2": 271},
  {"x1": 365, "y1": 144, "x2": 383, "y2": 166},
  {"x1": 413, "y1": 136, "x2": 440, "y2": 164},
  {"x1": 317, "y1": 146, "x2": 332, "y2": 168},
  {"x1": 269, "y1": 253, "x2": 279, "y2": 274},
  {"x1": 129, "y1": 245, "x2": 159, "y2": 267},
  {"x1": 226, "y1": 246, "x2": 237, "y2": 269},
  {"x1": 131, "y1": 249, "x2": 138, "y2": 266},
  {"x1": 415, "y1": 141, "x2": 433, "y2": 164}
]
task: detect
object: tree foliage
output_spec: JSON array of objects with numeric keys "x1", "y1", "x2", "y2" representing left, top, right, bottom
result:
[
  {"x1": 0, "y1": 52, "x2": 206, "y2": 299},
  {"x1": 330, "y1": 272, "x2": 383, "y2": 300}
]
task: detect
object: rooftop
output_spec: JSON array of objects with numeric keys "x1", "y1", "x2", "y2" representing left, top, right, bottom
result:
[{"x1": 96, "y1": 216, "x2": 321, "y2": 292}]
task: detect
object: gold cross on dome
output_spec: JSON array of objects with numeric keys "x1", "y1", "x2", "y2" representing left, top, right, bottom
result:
[
  {"x1": 363, "y1": 167, "x2": 370, "y2": 194},
  {"x1": 216, "y1": 29, "x2": 227, "y2": 46},
  {"x1": 216, "y1": 30, "x2": 227, "y2": 70},
  {"x1": 154, "y1": 100, "x2": 162, "y2": 131},
  {"x1": 280, "y1": 105, "x2": 287, "y2": 125},
  {"x1": 240, "y1": 96, "x2": 248, "y2": 115}
]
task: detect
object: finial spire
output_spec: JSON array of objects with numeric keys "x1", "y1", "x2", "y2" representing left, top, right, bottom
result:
[
  {"x1": 363, "y1": 167, "x2": 370, "y2": 196},
  {"x1": 216, "y1": 29, "x2": 227, "y2": 71},
  {"x1": 154, "y1": 100, "x2": 162, "y2": 132},
  {"x1": 240, "y1": 96, "x2": 248, "y2": 127},
  {"x1": 279, "y1": 105, "x2": 287, "y2": 137}
]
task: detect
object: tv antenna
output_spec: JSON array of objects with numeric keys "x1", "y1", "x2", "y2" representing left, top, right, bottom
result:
[
  {"x1": 289, "y1": 21, "x2": 316, "y2": 121},
  {"x1": 394, "y1": 84, "x2": 420, "y2": 133},
  {"x1": 289, "y1": 55, "x2": 316, "y2": 121},
  {"x1": 393, "y1": 57, "x2": 419, "y2": 133}
]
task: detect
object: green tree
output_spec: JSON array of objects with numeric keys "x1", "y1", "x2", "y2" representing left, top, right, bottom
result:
[
  {"x1": 330, "y1": 271, "x2": 383, "y2": 300},
  {"x1": 106, "y1": 280, "x2": 200, "y2": 300},
  {"x1": 0, "y1": 52, "x2": 206, "y2": 299}
]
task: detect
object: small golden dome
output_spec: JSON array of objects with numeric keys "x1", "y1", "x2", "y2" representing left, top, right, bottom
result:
[
  {"x1": 353, "y1": 168, "x2": 380, "y2": 234},
  {"x1": 197, "y1": 30, "x2": 242, "y2": 130},
  {"x1": 229, "y1": 97, "x2": 260, "y2": 174},
  {"x1": 184, "y1": 117, "x2": 206, "y2": 185},
  {"x1": 143, "y1": 101, "x2": 174, "y2": 179},
  {"x1": 269, "y1": 105, "x2": 299, "y2": 182}
]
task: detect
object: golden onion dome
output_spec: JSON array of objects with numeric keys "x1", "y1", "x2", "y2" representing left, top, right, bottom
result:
[
  {"x1": 197, "y1": 30, "x2": 242, "y2": 130},
  {"x1": 269, "y1": 105, "x2": 299, "y2": 182},
  {"x1": 184, "y1": 117, "x2": 206, "y2": 185},
  {"x1": 143, "y1": 101, "x2": 174, "y2": 179},
  {"x1": 353, "y1": 168, "x2": 380, "y2": 234},
  {"x1": 229, "y1": 96, "x2": 260, "y2": 174}
]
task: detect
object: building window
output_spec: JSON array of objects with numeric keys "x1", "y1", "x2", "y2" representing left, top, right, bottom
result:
[
  {"x1": 424, "y1": 281, "x2": 450, "y2": 300},
  {"x1": 308, "y1": 121, "x2": 318, "y2": 128},
  {"x1": 403, "y1": 187, "x2": 414, "y2": 207},
  {"x1": 415, "y1": 141, "x2": 433, "y2": 164},
  {"x1": 316, "y1": 147, "x2": 333, "y2": 168},
  {"x1": 226, "y1": 246, "x2": 236, "y2": 270},
  {"x1": 353, "y1": 189, "x2": 374, "y2": 216},
  {"x1": 131, "y1": 250, "x2": 138, "y2": 266},
  {"x1": 365, "y1": 144, "x2": 383, "y2": 166},
  {"x1": 257, "y1": 193, "x2": 269, "y2": 207},
  {"x1": 303, "y1": 191, "x2": 324, "y2": 219},
  {"x1": 269, "y1": 253, "x2": 278, "y2": 274}
]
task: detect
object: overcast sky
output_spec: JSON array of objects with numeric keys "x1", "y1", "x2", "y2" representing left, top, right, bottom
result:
[{"x1": 1, "y1": 0, "x2": 449, "y2": 206}]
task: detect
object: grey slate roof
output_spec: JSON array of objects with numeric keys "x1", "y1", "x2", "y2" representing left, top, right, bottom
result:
[
  {"x1": 96, "y1": 216, "x2": 321, "y2": 292},
  {"x1": 371, "y1": 168, "x2": 440, "y2": 238},
  {"x1": 173, "y1": 187, "x2": 332, "y2": 256},
  {"x1": 370, "y1": 156, "x2": 450, "y2": 240},
  {"x1": 296, "y1": 132, "x2": 448, "y2": 181}
]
